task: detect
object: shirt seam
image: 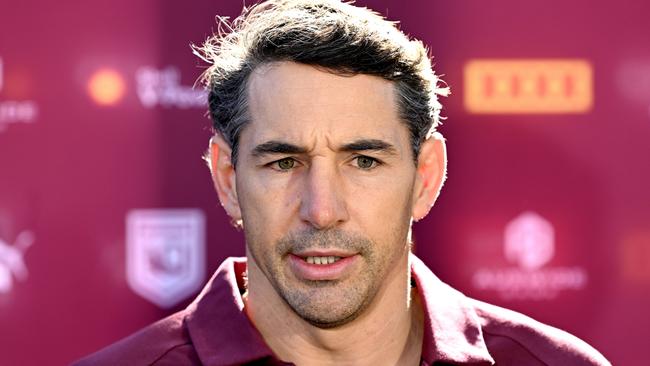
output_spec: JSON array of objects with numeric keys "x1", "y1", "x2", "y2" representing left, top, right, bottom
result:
[
  {"x1": 149, "y1": 342, "x2": 194, "y2": 365},
  {"x1": 481, "y1": 329, "x2": 548, "y2": 366}
]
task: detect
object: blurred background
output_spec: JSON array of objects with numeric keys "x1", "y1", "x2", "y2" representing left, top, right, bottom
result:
[{"x1": 1, "y1": 0, "x2": 648, "y2": 364}]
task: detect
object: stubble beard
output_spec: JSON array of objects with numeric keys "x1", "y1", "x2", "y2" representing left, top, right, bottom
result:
[{"x1": 248, "y1": 227, "x2": 407, "y2": 329}]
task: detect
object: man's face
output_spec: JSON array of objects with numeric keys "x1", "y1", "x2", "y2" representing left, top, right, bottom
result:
[{"x1": 234, "y1": 62, "x2": 420, "y2": 327}]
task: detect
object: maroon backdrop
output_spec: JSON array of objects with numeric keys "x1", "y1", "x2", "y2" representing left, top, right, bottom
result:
[{"x1": 1, "y1": 1, "x2": 648, "y2": 365}]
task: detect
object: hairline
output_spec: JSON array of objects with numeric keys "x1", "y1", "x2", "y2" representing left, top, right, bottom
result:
[{"x1": 224, "y1": 61, "x2": 423, "y2": 168}]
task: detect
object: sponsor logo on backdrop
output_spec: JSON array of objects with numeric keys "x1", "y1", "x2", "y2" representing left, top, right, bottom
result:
[
  {"x1": 0, "y1": 57, "x2": 39, "y2": 132},
  {"x1": 87, "y1": 68, "x2": 126, "y2": 106},
  {"x1": 135, "y1": 66, "x2": 207, "y2": 109},
  {"x1": 471, "y1": 211, "x2": 588, "y2": 300},
  {"x1": 126, "y1": 209, "x2": 205, "y2": 308},
  {"x1": 464, "y1": 59, "x2": 592, "y2": 114},
  {"x1": 0, "y1": 231, "x2": 34, "y2": 294}
]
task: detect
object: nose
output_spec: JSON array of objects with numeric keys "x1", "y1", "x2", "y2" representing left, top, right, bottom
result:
[{"x1": 298, "y1": 160, "x2": 349, "y2": 230}]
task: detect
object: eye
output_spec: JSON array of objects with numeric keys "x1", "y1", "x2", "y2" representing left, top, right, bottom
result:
[
  {"x1": 274, "y1": 157, "x2": 296, "y2": 170},
  {"x1": 354, "y1": 156, "x2": 378, "y2": 170}
]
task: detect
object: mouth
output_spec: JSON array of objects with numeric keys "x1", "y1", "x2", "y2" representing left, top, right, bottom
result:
[
  {"x1": 303, "y1": 255, "x2": 342, "y2": 265},
  {"x1": 287, "y1": 251, "x2": 360, "y2": 281}
]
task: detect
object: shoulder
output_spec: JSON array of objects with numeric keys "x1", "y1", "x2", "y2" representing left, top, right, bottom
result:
[
  {"x1": 470, "y1": 299, "x2": 611, "y2": 366},
  {"x1": 71, "y1": 309, "x2": 201, "y2": 366}
]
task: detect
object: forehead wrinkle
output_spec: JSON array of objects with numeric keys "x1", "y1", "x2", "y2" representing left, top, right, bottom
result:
[
  {"x1": 248, "y1": 63, "x2": 399, "y2": 123},
  {"x1": 245, "y1": 62, "x2": 409, "y2": 160}
]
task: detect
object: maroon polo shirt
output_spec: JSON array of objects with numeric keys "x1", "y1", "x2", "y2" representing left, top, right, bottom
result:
[{"x1": 73, "y1": 255, "x2": 610, "y2": 365}]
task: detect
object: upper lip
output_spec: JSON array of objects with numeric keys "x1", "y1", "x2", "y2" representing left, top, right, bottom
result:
[{"x1": 291, "y1": 250, "x2": 357, "y2": 258}]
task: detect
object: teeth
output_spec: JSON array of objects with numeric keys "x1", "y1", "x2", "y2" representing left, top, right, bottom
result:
[{"x1": 305, "y1": 256, "x2": 341, "y2": 265}]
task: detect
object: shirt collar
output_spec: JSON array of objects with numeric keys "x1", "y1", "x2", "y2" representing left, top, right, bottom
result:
[
  {"x1": 186, "y1": 256, "x2": 494, "y2": 365},
  {"x1": 186, "y1": 257, "x2": 278, "y2": 365},
  {"x1": 411, "y1": 254, "x2": 495, "y2": 365}
]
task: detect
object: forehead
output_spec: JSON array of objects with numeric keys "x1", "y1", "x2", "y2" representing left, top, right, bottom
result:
[{"x1": 243, "y1": 62, "x2": 408, "y2": 148}]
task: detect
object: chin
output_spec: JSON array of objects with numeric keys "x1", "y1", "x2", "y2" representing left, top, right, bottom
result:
[{"x1": 279, "y1": 282, "x2": 378, "y2": 330}]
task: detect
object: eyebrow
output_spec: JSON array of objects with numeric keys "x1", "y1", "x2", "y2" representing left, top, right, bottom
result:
[
  {"x1": 252, "y1": 141, "x2": 308, "y2": 157},
  {"x1": 340, "y1": 139, "x2": 398, "y2": 155},
  {"x1": 251, "y1": 138, "x2": 398, "y2": 157}
]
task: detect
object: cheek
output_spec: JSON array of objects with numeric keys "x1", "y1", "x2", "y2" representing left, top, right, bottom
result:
[
  {"x1": 348, "y1": 174, "x2": 415, "y2": 239},
  {"x1": 237, "y1": 173, "x2": 298, "y2": 241},
  {"x1": 351, "y1": 168, "x2": 415, "y2": 209}
]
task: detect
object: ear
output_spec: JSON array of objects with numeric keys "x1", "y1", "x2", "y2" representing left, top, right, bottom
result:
[
  {"x1": 412, "y1": 132, "x2": 447, "y2": 221},
  {"x1": 208, "y1": 134, "x2": 242, "y2": 222}
]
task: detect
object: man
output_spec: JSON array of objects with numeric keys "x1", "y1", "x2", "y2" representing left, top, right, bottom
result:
[{"x1": 74, "y1": 1, "x2": 610, "y2": 365}]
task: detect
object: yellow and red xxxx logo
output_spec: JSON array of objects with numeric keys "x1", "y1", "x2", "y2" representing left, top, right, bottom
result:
[{"x1": 464, "y1": 59, "x2": 593, "y2": 114}]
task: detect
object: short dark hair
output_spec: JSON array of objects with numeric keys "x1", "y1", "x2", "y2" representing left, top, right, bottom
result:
[{"x1": 194, "y1": 0, "x2": 449, "y2": 166}]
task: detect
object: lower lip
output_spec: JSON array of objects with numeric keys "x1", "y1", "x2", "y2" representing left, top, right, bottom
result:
[{"x1": 287, "y1": 254, "x2": 360, "y2": 281}]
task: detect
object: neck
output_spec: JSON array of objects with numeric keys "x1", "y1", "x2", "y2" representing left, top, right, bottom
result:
[{"x1": 244, "y1": 252, "x2": 424, "y2": 366}]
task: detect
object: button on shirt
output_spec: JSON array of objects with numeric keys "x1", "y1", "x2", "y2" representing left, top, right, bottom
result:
[{"x1": 73, "y1": 255, "x2": 610, "y2": 365}]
